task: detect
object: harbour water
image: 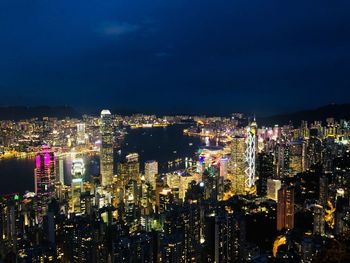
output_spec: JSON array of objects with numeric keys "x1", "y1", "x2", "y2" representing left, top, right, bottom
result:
[{"x1": 0, "y1": 124, "x2": 204, "y2": 194}]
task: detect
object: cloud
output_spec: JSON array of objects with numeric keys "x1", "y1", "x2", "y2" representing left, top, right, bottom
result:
[
  {"x1": 97, "y1": 22, "x2": 140, "y2": 37},
  {"x1": 155, "y1": 52, "x2": 172, "y2": 58}
]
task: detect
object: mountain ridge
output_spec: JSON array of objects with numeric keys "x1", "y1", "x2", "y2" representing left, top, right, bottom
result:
[
  {"x1": 259, "y1": 103, "x2": 350, "y2": 126},
  {"x1": 0, "y1": 104, "x2": 349, "y2": 124}
]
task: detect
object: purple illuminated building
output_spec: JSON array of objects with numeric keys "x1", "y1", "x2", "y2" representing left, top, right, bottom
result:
[
  {"x1": 34, "y1": 145, "x2": 56, "y2": 197},
  {"x1": 34, "y1": 145, "x2": 57, "y2": 223}
]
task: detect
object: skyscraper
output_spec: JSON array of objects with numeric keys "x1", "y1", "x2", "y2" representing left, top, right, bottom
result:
[
  {"x1": 76, "y1": 123, "x2": 86, "y2": 145},
  {"x1": 267, "y1": 179, "x2": 281, "y2": 201},
  {"x1": 228, "y1": 136, "x2": 246, "y2": 195},
  {"x1": 34, "y1": 145, "x2": 56, "y2": 197},
  {"x1": 257, "y1": 152, "x2": 273, "y2": 196},
  {"x1": 219, "y1": 157, "x2": 229, "y2": 179},
  {"x1": 71, "y1": 158, "x2": 85, "y2": 214},
  {"x1": 289, "y1": 140, "x2": 306, "y2": 175},
  {"x1": 144, "y1": 160, "x2": 158, "y2": 190},
  {"x1": 313, "y1": 204, "x2": 325, "y2": 236},
  {"x1": 245, "y1": 121, "x2": 257, "y2": 188},
  {"x1": 34, "y1": 145, "x2": 56, "y2": 223},
  {"x1": 100, "y1": 109, "x2": 114, "y2": 187},
  {"x1": 276, "y1": 143, "x2": 290, "y2": 178},
  {"x1": 117, "y1": 153, "x2": 140, "y2": 189},
  {"x1": 277, "y1": 186, "x2": 295, "y2": 231}
]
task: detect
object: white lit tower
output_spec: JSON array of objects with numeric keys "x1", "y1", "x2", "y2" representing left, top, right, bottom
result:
[
  {"x1": 71, "y1": 158, "x2": 85, "y2": 214},
  {"x1": 76, "y1": 123, "x2": 86, "y2": 145},
  {"x1": 100, "y1": 110, "x2": 114, "y2": 187},
  {"x1": 245, "y1": 120, "x2": 257, "y2": 188}
]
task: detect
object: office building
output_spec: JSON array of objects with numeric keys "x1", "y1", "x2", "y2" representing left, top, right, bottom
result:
[{"x1": 100, "y1": 110, "x2": 114, "y2": 187}]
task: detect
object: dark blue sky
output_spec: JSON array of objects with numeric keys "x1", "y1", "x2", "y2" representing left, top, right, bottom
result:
[{"x1": 1, "y1": 0, "x2": 350, "y2": 115}]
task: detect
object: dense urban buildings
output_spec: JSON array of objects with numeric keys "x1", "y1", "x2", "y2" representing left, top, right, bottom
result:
[{"x1": 1, "y1": 111, "x2": 350, "y2": 262}]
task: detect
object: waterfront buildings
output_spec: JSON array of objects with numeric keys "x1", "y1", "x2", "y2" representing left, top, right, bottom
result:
[{"x1": 1, "y1": 113, "x2": 350, "y2": 261}]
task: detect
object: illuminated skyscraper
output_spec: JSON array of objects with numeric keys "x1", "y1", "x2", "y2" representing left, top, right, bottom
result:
[
  {"x1": 276, "y1": 143, "x2": 290, "y2": 178},
  {"x1": 267, "y1": 179, "x2": 281, "y2": 201},
  {"x1": 117, "y1": 153, "x2": 140, "y2": 189},
  {"x1": 34, "y1": 145, "x2": 56, "y2": 197},
  {"x1": 245, "y1": 121, "x2": 257, "y2": 188},
  {"x1": 144, "y1": 160, "x2": 158, "y2": 190},
  {"x1": 34, "y1": 145, "x2": 56, "y2": 223},
  {"x1": 71, "y1": 158, "x2": 85, "y2": 214},
  {"x1": 76, "y1": 123, "x2": 86, "y2": 145},
  {"x1": 289, "y1": 140, "x2": 306, "y2": 175},
  {"x1": 57, "y1": 157, "x2": 65, "y2": 185},
  {"x1": 277, "y1": 186, "x2": 295, "y2": 231},
  {"x1": 100, "y1": 109, "x2": 114, "y2": 187},
  {"x1": 228, "y1": 136, "x2": 246, "y2": 195},
  {"x1": 219, "y1": 157, "x2": 229, "y2": 179},
  {"x1": 228, "y1": 121, "x2": 257, "y2": 195}
]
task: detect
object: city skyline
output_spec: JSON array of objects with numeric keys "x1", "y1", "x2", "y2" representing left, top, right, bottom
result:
[
  {"x1": 1, "y1": 109, "x2": 350, "y2": 261},
  {"x1": 1, "y1": 1, "x2": 350, "y2": 262}
]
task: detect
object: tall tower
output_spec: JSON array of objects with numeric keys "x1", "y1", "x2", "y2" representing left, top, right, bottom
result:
[
  {"x1": 277, "y1": 186, "x2": 295, "y2": 231},
  {"x1": 34, "y1": 145, "x2": 56, "y2": 197},
  {"x1": 228, "y1": 136, "x2": 246, "y2": 195},
  {"x1": 245, "y1": 121, "x2": 256, "y2": 188},
  {"x1": 71, "y1": 158, "x2": 85, "y2": 214},
  {"x1": 34, "y1": 145, "x2": 56, "y2": 223},
  {"x1": 144, "y1": 160, "x2": 158, "y2": 190},
  {"x1": 100, "y1": 110, "x2": 114, "y2": 187},
  {"x1": 76, "y1": 123, "x2": 86, "y2": 145}
]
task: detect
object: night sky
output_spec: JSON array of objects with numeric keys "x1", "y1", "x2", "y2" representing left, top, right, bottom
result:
[{"x1": 1, "y1": 0, "x2": 350, "y2": 115}]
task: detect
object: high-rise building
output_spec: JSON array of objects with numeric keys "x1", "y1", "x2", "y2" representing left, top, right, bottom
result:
[
  {"x1": 144, "y1": 160, "x2": 158, "y2": 190},
  {"x1": 267, "y1": 179, "x2": 281, "y2": 201},
  {"x1": 71, "y1": 158, "x2": 85, "y2": 214},
  {"x1": 228, "y1": 136, "x2": 246, "y2": 195},
  {"x1": 124, "y1": 179, "x2": 139, "y2": 224},
  {"x1": 277, "y1": 186, "x2": 295, "y2": 231},
  {"x1": 100, "y1": 110, "x2": 114, "y2": 187},
  {"x1": 319, "y1": 175, "x2": 328, "y2": 206},
  {"x1": 257, "y1": 153, "x2": 274, "y2": 196},
  {"x1": 289, "y1": 140, "x2": 306, "y2": 175},
  {"x1": 117, "y1": 153, "x2": 140, "y2": 189},
  {"x1": 219, "y1": 157, "x2": 229, "y2": 179},
  {"x1": 34, "y1": 145, "x2": 57, "y2": 223},
  {"x1": 76, "y1": 123, "x2": 86, "y2": 145},
  {"x1": 313, "y1": 204, "x2": 325, "y2": 236},
  {"x1": 276, "y1": 143, "x2": 290, "y2": 178},
  {"x1": 306, "y1": 137, "x2": 322, "y2": 167},
  {"x1": 71, "y1": 178, "x2": 84, "y2": 214},
  {"x1": 245, "y1": 121, "x2": 257, "y2": 188},
  {"x1": 34, "y1": 145, "x2": 56, "y2": 197},
  {"x1": 57, "y1": 157, "x2": 65, "y2": 186},
  {"x1": 213, "y1": 212, "x2": 246, "y2": 263}
]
